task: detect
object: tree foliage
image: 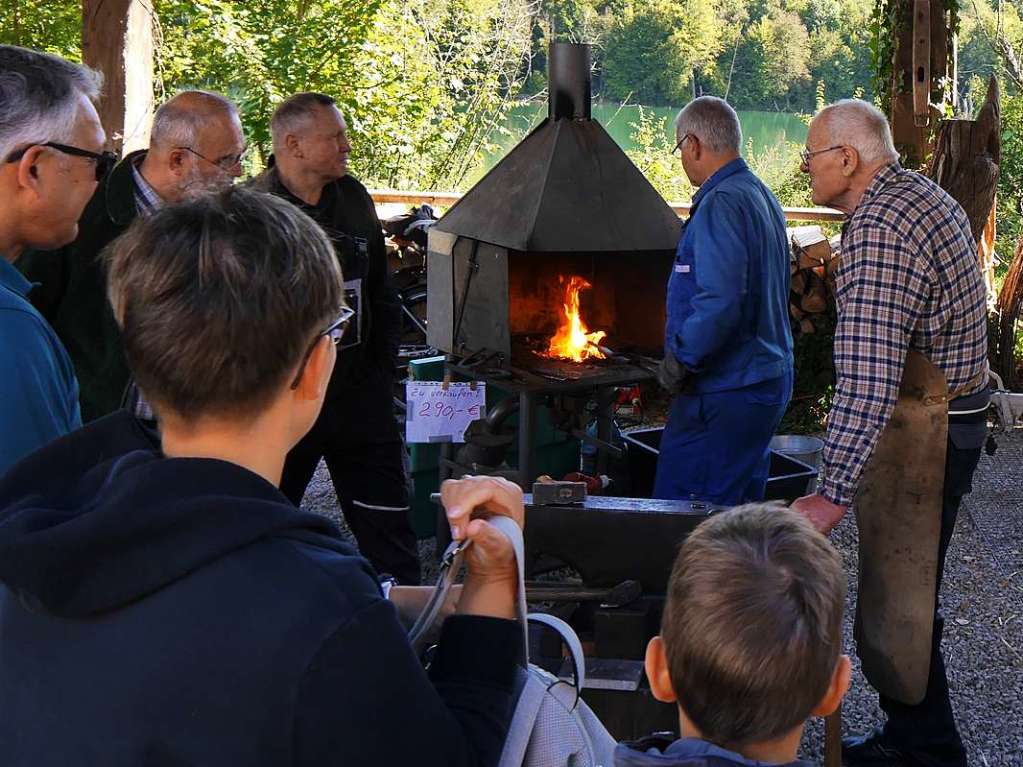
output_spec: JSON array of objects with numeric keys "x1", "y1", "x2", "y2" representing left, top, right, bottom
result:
[
  {"x1": 602, "y1": 0, "x2": 725, "y2": 103},
  {"x1": 0, "y1": 0, "x2": 80, "y2": 56}
]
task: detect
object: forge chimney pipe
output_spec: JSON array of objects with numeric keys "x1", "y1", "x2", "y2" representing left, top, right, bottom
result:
[{"x1": 548, "y1": 42, "x2": 591, "y2": 121}]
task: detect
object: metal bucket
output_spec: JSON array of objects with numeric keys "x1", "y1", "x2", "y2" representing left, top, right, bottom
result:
[{"x1": 769, "y1": 434, "x2": 824, "y2": 470}]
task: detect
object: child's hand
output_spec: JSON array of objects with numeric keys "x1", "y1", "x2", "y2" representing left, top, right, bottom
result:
[{"x1": 440, "y1": 476, "x2": 524, "y2": 620}]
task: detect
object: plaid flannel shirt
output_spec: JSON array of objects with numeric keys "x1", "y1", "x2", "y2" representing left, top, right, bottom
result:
[
  {"x1": 125, "y1": 160, "x2": 163, "y2": 423},
  {"x1": 820, "y1": 164, "x2": 988, "y2": 507}
]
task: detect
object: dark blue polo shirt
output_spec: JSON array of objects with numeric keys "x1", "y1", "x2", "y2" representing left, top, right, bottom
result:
[{"x1": 0, "y1": 257, "x2": 81, "y2": 477}]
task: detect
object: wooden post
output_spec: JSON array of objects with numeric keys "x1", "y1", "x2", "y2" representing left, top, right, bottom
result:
[
  {"x1": 890, "y1": 0, "x2": 950, "y2": 165},
  {"x1": 81, "y1": 0, "x2": 155, "y2": 156}
]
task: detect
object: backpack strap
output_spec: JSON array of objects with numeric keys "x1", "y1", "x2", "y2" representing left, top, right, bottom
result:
[
  {"x1": 497, "y1": 668, "x2": 550, "y2": 767},
  {"x1": 527, "y1": 613, "x2": 586, "y2": 702}
]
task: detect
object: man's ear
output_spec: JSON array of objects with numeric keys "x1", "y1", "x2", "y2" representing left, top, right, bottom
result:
[
  {"x1": 285, "y1": 133, "x2": 303, "y2": 158},
  {"x1": 15, "y1": 146, "x2": 47, "y2": 194},
  {"x1": 688, "y1": 134, "x2": 702, "y2": 162},
  {"x1": 841, "y1": 146, "x2": 860, "y2": 177},
  {"x1": 168, "y1": 148, "x2": 188, "y2": 174},
  {"x1": 645, "y1": 636, "x2": 678, "y2": 704},
  {"x1": 294, "y1": 336, "x2": 335, "y2": 402},
  {"x1": 811, "y1": 654, "x2": 851, "y2": 717}
]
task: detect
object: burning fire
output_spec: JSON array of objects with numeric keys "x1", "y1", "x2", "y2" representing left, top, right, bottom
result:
[{"x1": 543, "y1": 275, "x2": 607, "y2": 363}]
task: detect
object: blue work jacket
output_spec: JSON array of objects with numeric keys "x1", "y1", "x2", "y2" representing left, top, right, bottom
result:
[
  {"x1": 665, "y1": 158, "x2": 793, "y2": 393},
  {"x1": 0, "y1": 258, "x2": 80, "y2": 477}
]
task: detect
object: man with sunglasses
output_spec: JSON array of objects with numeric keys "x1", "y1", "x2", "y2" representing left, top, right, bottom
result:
[
  {"x1": 18, "y1": 90, "x2": 245, "y2": 423},
  {"x1": 252, "y1": 92, "x2": 417, "y2": 585},
  {"x1": 655, "y1": 96, "x2": 793, "y2": 506},
  {"x1": 0, "y1": 46, "x2": 104, "y2": 476},
  {"x1": 793, "y1": 99, "x2": 988, "y2": 767}
]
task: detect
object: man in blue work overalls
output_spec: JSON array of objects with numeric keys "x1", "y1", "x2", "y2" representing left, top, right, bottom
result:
[{"x1": 655, "y1": 96, "x2": 794, "y2": 505}]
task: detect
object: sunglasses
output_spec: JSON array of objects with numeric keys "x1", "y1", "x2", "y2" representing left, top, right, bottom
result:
[
  {"x1": 6, "y1": 142, "x2": 117, "y2": 182},
  {"x1": 671, "y1": 133, "x2": 691, "y2": 156},
  {"x1": 289, "y1": 305, "x2": 356, "y2": 390}
]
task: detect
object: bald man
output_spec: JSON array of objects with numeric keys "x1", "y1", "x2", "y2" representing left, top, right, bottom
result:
[{"x1": 19, "y1": 91, "x2": 246, "y2": 421}]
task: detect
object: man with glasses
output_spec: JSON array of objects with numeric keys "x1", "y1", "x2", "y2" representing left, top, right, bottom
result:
[
  {"x1": 18, "y1": 90, "x2": 245, "y2": 422},
  {"x1": 252, "y1": 92, "x2": 416, "y2": 585},
  {"x1": 655, "y1": 96, "x2": 793, "y2": 506},
  {"x1": 793, "y1": 99, "x2": 988, "y2": 767},
  {"x1": 0, "y1": 46, "x2": 104, "y2": 476}
]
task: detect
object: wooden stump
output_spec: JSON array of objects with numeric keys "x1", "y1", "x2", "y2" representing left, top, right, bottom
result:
[{"x1": 929, "y1": 77, "x2": 1001, "y2": 238}]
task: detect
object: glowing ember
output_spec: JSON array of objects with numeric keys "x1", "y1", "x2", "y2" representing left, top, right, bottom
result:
[{"x1": 542, "y1": 275, "x2": 607, "y2": 363}]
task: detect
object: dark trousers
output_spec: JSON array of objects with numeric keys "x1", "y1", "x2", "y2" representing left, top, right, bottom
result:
[
  {"x1": 653, "y1": 372, "x2": 792, "y2": 505},
  {"x1": 876, "y1": 435, "x2": 983, "y2": 767},
  {"x1": 280, "y1": 399, "x2": 421, "y2": 585}
]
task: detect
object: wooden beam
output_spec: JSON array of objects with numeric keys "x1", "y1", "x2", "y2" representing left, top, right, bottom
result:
[
  {"x1": 81, "y1": 0, "x2": 155, "y2": 155},
  {"x1": 367, "y1": 189, "x2": 845, "y2": 224}
]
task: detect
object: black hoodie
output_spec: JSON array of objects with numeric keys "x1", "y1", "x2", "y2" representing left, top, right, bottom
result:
[{"x1": 0, "y1": 412, "x2": 520, "y2": 766}]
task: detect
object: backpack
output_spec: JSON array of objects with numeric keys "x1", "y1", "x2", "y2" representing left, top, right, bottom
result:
[{"x1": 410, "y1": 516, "x2": 617, "y2": 767}]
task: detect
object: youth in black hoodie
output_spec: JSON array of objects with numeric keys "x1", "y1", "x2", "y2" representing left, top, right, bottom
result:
[{"x1": 0, "y1": 412, "x2": 520, "y2": 766}]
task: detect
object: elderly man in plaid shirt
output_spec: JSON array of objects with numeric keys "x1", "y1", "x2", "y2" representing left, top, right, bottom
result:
[{"x1": 793, "y1": 100, "x2": 989, "y2": 767}]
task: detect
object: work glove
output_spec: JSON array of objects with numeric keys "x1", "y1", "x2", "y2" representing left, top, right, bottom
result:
[{"x1": 657, "y1": 352, "x2": 691, "y2": 395}]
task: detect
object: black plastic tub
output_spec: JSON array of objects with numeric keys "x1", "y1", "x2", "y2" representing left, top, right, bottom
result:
[{"x1": 622, "y1": 426, "x2": 817, "y2": 503}]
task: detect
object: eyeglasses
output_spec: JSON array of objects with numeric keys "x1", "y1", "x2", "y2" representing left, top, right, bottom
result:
[
  {"x1": 177, "y1": 145, "x2": 248, "y2": 171},
  {"x1": 800, "y1": 145, "x2": 845, "y2": 165},
  {"x1": 671, "y1": 133, "x2": 691, "y2": 156},
  {"x1": 289, "y1": 305, "x2": 356, "y2": 390},
  {"x1": 6, "y1": 142, "x2": 117, "y2": 182}
]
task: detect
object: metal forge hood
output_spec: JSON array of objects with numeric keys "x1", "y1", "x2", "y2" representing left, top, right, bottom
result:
[{"x1": 432, "y1": 43, "x2": 682, "y2": 253}]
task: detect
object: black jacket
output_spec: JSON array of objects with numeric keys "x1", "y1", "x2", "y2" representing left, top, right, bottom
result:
[
  {"x1": 251, "y1": 164, "x2": 403, "y2": 407},
  {"x1": 0, "y1": 412, "x2": 520, "y2": 766},
  {"x1": 17, "y1": 151, "x2": 144, "y2": 423}
]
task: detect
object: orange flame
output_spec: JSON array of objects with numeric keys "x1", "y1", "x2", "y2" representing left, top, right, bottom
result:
[{"x1": 543, "y1": 276, "x2": 607, "y2": 363}]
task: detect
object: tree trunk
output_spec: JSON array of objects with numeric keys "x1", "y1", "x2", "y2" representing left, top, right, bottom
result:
[{"x1": 81, "y1": 0, "x2": 155, "y2": 155}]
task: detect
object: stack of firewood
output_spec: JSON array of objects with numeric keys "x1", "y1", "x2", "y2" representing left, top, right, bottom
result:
[{"x1": 789, "y1": 228, "x2": 840, "y2": 335}]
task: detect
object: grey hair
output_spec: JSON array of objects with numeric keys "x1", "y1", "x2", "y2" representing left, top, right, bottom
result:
[
  {"x1": 816, "y1": 99, "x2": 899, "y2": 166},
  {"x1": 270, "y1": 92, "x2": 338, "y2": 148},
  {"x1": 149, "y1": 90, "x2": 239, "y2": 149},
  {"x1": 674, "y1": 96, "x2": 742, "y2": 154},
  {"x1": 0, "y1": 45, "x2": 102, "y2": 161}
]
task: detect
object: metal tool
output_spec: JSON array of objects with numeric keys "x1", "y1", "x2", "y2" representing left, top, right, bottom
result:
[
  {"x1": 531, "y1": 479, "x2": 587, "y2": 506},
  {"x1": 525, "y1": 579, "x2": 641, "y2": 608}
]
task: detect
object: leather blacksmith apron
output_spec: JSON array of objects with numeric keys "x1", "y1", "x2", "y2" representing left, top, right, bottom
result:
[{"x1": 853, "y1": 350, "x2": 949, "y2": 705}]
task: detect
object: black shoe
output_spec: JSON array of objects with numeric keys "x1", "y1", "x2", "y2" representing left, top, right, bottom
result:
[{"x1": 842, "y1": 730, "x2": 909, "y2": 766}]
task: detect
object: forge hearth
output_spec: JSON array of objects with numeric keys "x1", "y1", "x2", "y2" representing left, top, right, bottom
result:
[{"x1": 427, "y1": 42, "x2": 680, "y2": 367}]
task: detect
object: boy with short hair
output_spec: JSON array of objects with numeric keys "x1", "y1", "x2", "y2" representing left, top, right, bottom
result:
[
  {"x1": 619, "y1": 504, "x2": 851, "y2": 766},
  {"x1": 0, "y1": 187, "x2": 524, "y2": 766}
]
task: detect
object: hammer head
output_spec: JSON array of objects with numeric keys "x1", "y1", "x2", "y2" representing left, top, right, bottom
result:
[{"x1": 531, "y1": 480, "x2": 587, "y2": 506}]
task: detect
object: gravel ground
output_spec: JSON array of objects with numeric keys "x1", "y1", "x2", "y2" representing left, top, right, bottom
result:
[{"x1": 301, "y1": 428, "x2": 1023, "y2": 766}]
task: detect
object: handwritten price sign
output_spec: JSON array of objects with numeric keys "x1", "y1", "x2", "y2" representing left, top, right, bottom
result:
[{"x1": 405, "y1": 381, "x2": 487, "y2": 443}]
